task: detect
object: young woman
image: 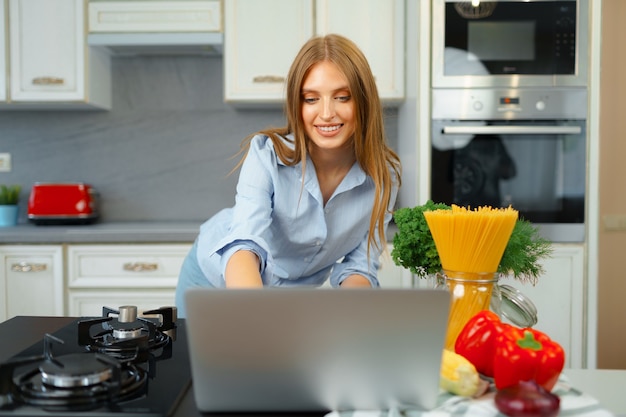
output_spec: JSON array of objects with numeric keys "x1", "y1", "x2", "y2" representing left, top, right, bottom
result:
[{"x1": 175, "y1": 34, "x2": 402, "y2": 317}]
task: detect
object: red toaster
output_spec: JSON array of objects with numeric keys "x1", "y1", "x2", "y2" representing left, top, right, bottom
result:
[{"x1": 28, "y1": 182, "x2": 99, "y2": 225}]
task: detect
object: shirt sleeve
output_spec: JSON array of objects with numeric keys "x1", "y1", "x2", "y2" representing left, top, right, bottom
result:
[{"x1": 208, "y1": 135, "x2": 277, "y2": 280}]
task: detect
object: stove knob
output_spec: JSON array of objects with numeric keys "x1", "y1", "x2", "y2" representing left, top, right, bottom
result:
[{"x1": 118, "y1": 305, "x2": 138, "y2": 323}]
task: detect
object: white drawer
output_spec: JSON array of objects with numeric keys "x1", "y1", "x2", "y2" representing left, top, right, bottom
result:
[
  {"x1": 88, "y1": 1, "x2": 222, "y2": 33},
  {"x1": 67, "y1": 244, "x2": 191, "y2": 288}
]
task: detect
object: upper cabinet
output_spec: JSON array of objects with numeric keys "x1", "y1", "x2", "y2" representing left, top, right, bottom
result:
[
  {"x1": 224, "y1": 0, "x2": 314, "y2": 106},
  {"x1": 224, "y1": 0, "x2": 405, "y2": 106},
  {"x1": 2, "y1": 0, "x2": 111, "y2": 110},
  {"x1": 315, "y1": 0, "x2": 405, "y2": 102}
]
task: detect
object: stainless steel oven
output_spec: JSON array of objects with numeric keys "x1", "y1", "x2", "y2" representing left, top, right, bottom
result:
[
  {"x1": 432, "y1": 0, "x2": 589, "y2": 88},
  {"x1": 430, "y1": 88, "x2": 587, "y2": 242}
]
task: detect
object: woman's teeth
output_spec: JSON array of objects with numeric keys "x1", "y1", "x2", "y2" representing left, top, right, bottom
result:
[{"x1": 318, "y1": 125, "x2": 341, "y2": 132}]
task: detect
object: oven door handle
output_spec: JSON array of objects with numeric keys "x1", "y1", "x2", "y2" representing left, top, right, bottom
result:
[{"x1": 441, "y1": 125, "x2": 582, "y2": 135}]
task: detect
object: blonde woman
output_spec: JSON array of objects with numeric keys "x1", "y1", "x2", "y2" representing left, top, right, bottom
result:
[{"x1": 176, "y1": 34, "x2": 401, "y2": 317}]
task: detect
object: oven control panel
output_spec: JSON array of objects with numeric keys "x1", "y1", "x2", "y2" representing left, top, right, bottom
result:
[{"x1": 432, "y1": 88, "x2": 587, "y2": 120}]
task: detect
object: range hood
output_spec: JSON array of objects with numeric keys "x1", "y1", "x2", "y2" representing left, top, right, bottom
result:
[
  {"x1": 87, "y1": 1, "x2": 223, "y2": 56},
  {"x1": 87, "y1": 32, "x2": 223, "y2": 56}
]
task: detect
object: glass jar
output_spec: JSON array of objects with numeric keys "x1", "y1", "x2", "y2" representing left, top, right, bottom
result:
[
  {"x1": 435, "y1": 270, "x2": 538, "y2": 350},
  {"x1": 435, "y1": 270, "x2": 499, "y2": 350}
]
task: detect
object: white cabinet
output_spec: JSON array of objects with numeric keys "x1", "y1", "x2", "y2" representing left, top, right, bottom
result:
[
  {"x1": 67, "y1": 244, "x2": 191, "y2": 317},
  {"x1": 0, "y1": 0, "x2": 6, "y2": 102},
  {"x1": 500, "y1": 244, "x2": 585, "y2": 368},
  {"x1": 315, "y1": 0, "x2": 405, "y2": 102},
  {"x1": 387, "y1": 242, "x2": 586, "y2": 367},
  {"x1": 224, "y1": 0, "x2": 314, "y2": 105},
  {"x1": 4, "y1": 0, "x2": 111, "y2": 109},
  {"x1": 378, "y1": 244, "x2": 414, "y2": 288},
  {"x1": 88, "y1": 1, "x2": 222, "y2": 33},
  {"x1": 0, "y1": 245, "x2": 64, "y2": 322},
  {"x1": 224, "y1": 0, "x2": 404, "y2": 105}
]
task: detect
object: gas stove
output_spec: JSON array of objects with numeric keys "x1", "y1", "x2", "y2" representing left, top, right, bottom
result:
[{"x1": 0, "y1": 306, "x2": 191, "y2": 417}]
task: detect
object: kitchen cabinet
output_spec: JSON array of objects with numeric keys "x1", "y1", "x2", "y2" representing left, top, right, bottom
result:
[
  {"x1": 88, "y1": 1, "x2": 222, "y2": 33},
  {"x1": 223, "y1": 0, "x2": 314, "y2": 105},
  {"x1": 0, "y1": 0, "x2": 6, "y2": 102},
  {"x1": 378, "y1": 244, "x2": 414, "y2": 288},
  {"x1": 224, "y1": 0, "x2": 405, "y2": 105},
  {"x1": 500, "y1": 244, "x2": 585, "y2": 368},
  {"x1": 315, "y1": 0, "x2": 405, "y2": 102},
  {"x1": 66, "y1": 244, "x2": 191, "y2": 316},
  {"x1": 392, "y1": 243, "x2": 585, "y2": 367},
  {"x1": 3, "y1": 0, "x2": 110, "y2": 109},
  {"x1": 0, "y1": 245, "x2": 64, "y2": 322}
]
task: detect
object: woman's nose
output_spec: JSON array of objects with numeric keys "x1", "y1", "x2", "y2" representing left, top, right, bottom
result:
[{"x1": 320, "y1": 98, "x2": 335, "y2": 120}]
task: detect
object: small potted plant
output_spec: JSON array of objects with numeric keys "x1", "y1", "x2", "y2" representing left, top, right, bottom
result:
[{"x1": 0, "y1": 184, "x2": 21, "y2": 226}]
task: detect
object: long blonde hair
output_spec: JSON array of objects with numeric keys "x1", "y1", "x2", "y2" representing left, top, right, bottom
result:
[{"x1": 237, "y1": 34, "x2": 401, "y2": 254}]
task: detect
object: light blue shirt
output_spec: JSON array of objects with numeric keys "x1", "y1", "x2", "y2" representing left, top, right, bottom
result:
[{"x1": 181, "y1": 133, "x2": 398, "y2": 289}]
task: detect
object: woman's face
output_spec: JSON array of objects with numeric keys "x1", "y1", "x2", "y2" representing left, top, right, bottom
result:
[{"x1": 301, "y1": 61, "x2": 356, "y2": 154}]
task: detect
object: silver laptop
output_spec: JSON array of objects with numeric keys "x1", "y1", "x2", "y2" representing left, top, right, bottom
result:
[{"x1": 184, "y1": 288, "x2": 451, "y2": 413}]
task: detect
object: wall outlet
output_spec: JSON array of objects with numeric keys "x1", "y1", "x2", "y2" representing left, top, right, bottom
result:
[
  {"x1": 603, "y1": 214, "x2": 626, "y2": 231},
  {"x1": 0, "y1": 153, "x2": 11, "y2": 172}
]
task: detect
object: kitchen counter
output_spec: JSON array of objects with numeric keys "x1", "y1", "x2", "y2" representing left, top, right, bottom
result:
[
  {"x1": 2, "y1": 316, "x2": 625, "y2": 417},
  {"x1": 0, "y1": 222, "x2": 400, "y2": 244},
  {"x1": 0, "y1": 221, "x2": 202, "y2": 243}
]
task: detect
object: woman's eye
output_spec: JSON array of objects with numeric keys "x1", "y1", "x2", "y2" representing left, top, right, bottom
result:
[
  {"x1": 336, "y1": 95, "x2": 351, "y2": 102},
  {"x1": 303, "y1": 97, "x2": 318, "y2": 104}
]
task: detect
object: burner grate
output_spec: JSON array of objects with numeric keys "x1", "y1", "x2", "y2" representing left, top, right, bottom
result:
[
  {"x1": 0, "y1": 310, "x2": 191, "y2": 417},
  {"x1": 78, "y1": 306, "x2": 176, "y2": 362}
]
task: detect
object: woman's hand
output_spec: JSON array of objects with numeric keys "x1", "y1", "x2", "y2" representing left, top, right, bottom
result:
[
  {"x1": 225, "y1": 250, "x2": 263, "y2": 288},
  {"x1": 340, "y1": 274, "x2": 372, "y2": 288}
]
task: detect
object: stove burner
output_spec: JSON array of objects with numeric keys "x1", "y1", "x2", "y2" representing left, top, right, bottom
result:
[
  {"x1": 111, "y1": 306, "x2": 147, "y2": 340},
  {"x1": 39, "y1": 353, "x2": 114, "y2": 388},
  {"x1": 17, "y1": 361, "x2": 146, "y2": 410},
  {"x1": 1, "y1": 333, "x2": 147, "y2": 412},
  {"x1": 78, "y1": 306, "x2": 177, "y2": 361}
]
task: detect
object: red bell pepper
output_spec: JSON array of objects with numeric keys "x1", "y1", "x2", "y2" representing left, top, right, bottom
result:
[
  {"x1": 454, "y1": 310, "x2": 509, "y2": 377},
  {"x1": 493, "y1": 326, "x2": 565, "y2": 391}
]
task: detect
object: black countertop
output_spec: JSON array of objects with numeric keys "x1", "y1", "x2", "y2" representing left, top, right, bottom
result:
[{"x1": 0, "y1": 316, "x2": 325, "y2": 417}]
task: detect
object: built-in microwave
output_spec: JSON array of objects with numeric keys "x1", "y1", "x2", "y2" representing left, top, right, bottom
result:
[{"x1": 431, "y1": 0, "x2": 589, "y2": 88}]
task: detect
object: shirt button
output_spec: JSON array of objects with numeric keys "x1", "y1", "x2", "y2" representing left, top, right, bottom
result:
[
  {"x1": 316, "y1": 240, "x2": 321, "y2": 246},
  {"x1": 324, "y1": 208, "x2": 330, "y2": 214}
]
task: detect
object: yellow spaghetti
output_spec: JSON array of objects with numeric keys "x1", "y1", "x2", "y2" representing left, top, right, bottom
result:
[{"x1": 424, "y1": 205, "x2": 518, "y2": 350}]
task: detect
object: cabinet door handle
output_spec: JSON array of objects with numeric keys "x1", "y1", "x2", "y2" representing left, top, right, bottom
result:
[
  {"x1": 11, "y1": 262, "x2": 48, "y2": 272},
  {"x1": 123, "y1": 262, "x2": 159, "y2": 272},
  {"x1": 32, "y1": 76, "x2": 65, "y2": 86},
  {"x1": 252, "y1": 75, "x2": 285, "y2": 83}
]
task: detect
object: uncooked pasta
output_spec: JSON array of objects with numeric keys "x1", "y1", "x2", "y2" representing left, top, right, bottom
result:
[{"x1": 424, "y1": 205, "x2": 518, "y2": 350}]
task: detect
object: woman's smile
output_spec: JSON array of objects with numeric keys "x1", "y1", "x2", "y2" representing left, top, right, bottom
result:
[{"x1": 316, "y1": 123, "x2": 344, "y2": 135}]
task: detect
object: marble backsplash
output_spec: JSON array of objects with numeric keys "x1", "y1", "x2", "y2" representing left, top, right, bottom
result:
[{"x1": 0, "y1": 55, "x2": 398, "y2": 225}]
